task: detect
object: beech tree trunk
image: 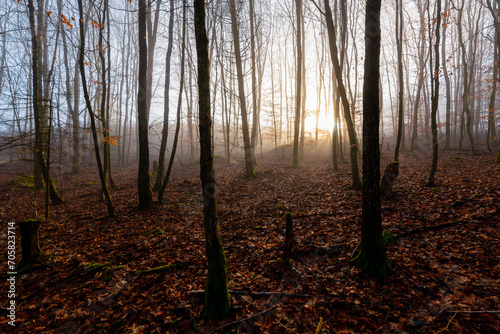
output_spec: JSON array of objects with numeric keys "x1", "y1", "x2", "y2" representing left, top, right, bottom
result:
[
  {"x1": 426, "y1": 0, "x2": 441, "y2": 187},
  {"x1": 394, "y1": 0, "x2": 404, "y2": 161},
  {"x1": 322, "y1": 0, "x2": 361, "y2": 189},
  {"x1": 229, "y1": 0, "x2": 255, "y2": 178},
  {"x1": 78, "y1": 0, "x2": 114, "y2": 217},
  {"x1": 153, "y1": 0, "x2": 175, "y2": 191},
  {"x1": 350, "y1": 0, "x2": 392, "y2": 283},
  {"x1": 158, "y1": 0, "x2": 186, "y2": 203},
  {"x1": 442, "y1": 0, "x2": 452, "y2": 150},
  {"x1": 137, "y1": 0, "x2": 153, "y2": 210},
  {"x1": 292, "y1": 0, "x2": 302, "y2": 168},
  {"x1": 457, "y1": 1, "x2": 477, "y2": 156},
  {"x1": 27, "y1": 0, "x2": 63, "y2": 205},
  {"x1": 194, "y1": 0, "x2": 231, "y2": 320}
]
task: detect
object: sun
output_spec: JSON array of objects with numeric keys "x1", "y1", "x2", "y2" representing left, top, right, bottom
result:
[{"x1": 303, "y1": 107, "x2": 336, "y2": 135}]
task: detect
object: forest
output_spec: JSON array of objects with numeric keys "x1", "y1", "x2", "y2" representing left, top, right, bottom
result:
[{"x1": 0, "y1": 0, "x2": 499, "y2": 333}]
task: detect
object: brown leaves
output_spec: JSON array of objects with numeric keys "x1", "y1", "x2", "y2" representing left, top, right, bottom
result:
[{"x1": 0, "y1": 151, "x2": 498, "y2": 333}]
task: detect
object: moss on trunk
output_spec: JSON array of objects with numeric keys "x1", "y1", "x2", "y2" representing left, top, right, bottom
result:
[
  {"x1": 204, "y1": 239, "x2": 231, "y2": 320},
  {"x1": 350, "y1": 235, "x2": 393, "y2": 283}
]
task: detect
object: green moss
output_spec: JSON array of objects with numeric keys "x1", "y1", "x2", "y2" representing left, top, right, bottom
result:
[
  {"x1": 83, "y1": 181, "x2": 97, "y2": 186},
  {"x1": 24, "y1": 217, "x2": 45, "y2": 223},
  {"x1": 280, "y1": 257, "x2": 291, "y2": 266},
  {"x1": 100, "y1": 225, "x2": 108, "y2": 233},
  {"x1": 140, "y1": 263, "x2": 183, "y2": 274},
  {"x1": 350, "y1": 236, "x2": 393, "y2": 283},
  {"x1": 382, "y1": 230, "x2": 398, "y2": 245},
  {"x1": 143, "y1": 228, "x2": 165, "y2": 237},
  {"x1": 13, "y1": 175, "x2": 36, "y2": 188},
  {"x1": 251, "y1": 226, "x2": 263, "y2": 230},
  {"x1": 473, "y1": 193, "x2": 482, "y2": 198},
  {"x1": 214, "y1": 155, "x2": 229, "y2": 162},
  {"x1": 204, "y1": 243, "x2": 231, "y2": 320},
  {"x1": 277, "y1": 203, "x2": 284, "y2": 209},
  {"x1": 84, "y1": 263, "x2": 124, "y2": 282},
  {"x1": 154, "y1": 229, "x2": 166, "y2": 236},
  {"x1": 432, "y1": 187, "x2": 439, "y2": 193}
]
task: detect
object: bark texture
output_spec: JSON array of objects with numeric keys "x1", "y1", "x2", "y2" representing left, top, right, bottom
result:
[
  {"x1": 350, "y1": 0, "x2": 392, "y2": 282},
  {"x1": 194, "y1": 0, "x2": 230, "y2": 320}
]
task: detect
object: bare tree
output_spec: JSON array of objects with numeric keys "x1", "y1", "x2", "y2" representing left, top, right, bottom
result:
[
  {"x1": 153, "y1": 0, "x2": 175, "y2": 191},
  {"x1": 229, "y1": 0, "x2": 255, "y2": 178},
  {"x1": 137, "y1": 0, "x2": 153, "y2": 209},
  {"x1": 394, "y1": 0, "x2": 405, "y2": 160},
  {"x1": 292, "y1": 0, "x2": 302, "y2": 168},
  {"x1": 457, "y1": 0, "x2": 477, "y2": 155},
  {"x1": 194, "y1": 0, "x2": 231, "y2": 320},
  {"x1": 77, "y1": 0, "x2": 114, "y2": 217},
  {"x1": 318, "y1": 0, "x2": 362, "y2": 189},
  {"x1": 350, "y1": 0, "x2": 392, "y2": 283},
  {"x1": 27, "y1": 0, "x2": 64, "y2": 205},
  {"x1": 158, "y1": 1, "x2": 186, "y2": 203},
  {"x1": 426, "y1": 0, "x2": 442, "y2": 187}
]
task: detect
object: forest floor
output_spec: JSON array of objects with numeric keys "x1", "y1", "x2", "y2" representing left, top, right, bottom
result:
[{"x1": 0, "y1": 146, "x2": 499, "y2": 333}]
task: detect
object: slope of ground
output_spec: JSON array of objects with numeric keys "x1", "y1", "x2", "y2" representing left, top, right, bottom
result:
[{"x1": 0, "y1": 148, "x2": 499, "y2": 333}]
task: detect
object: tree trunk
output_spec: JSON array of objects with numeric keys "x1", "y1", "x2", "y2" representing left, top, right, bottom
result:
[
  {"x1": 426, "y1": 0, "x2": 441, "y2": 187},
  {"x1": 229, "y1": 0, "x2": 255, "y2": 178},
  {"x1": 443, "y1": 0, "x2": 452, "y2": 150},
  {"x1": 158, "y1": 1, "x2": 186, "y2": 203},
  {"x1": 146, "y1": 0, "x2": 162, "y2": 122},
  {"x1": 486, "y1": 0, "x2": 499, "y2": 154},
  {"x1": 350, "y1": 0, "x2": 392, "y2": 283},
  {"x1": 292, "y1": 0, "x2": 302, "y2": 168},
  {"x1": 394, "y1": 0, "x2": 404, "y2": 161},
  {"x1": 457, "y1": 1, "x2": 477, "y2": 156},
  {"x1": 27, "y1": 0, "x2": 63, "y2": 205},
  {"x1": 60, "y1": 4, "x2": 81, "y2": 175},
  {"x1": 249, "y1": 0, "x2": 259, "y2": 166},
  {"x1": 153, "y1": 0, "x2": 175, "y2": 191},
  {"x1": 137, "y1": 0, "x2": 153, "y2": 209},
  {"x1": 322, "y1": 0, "x2": 361, "y2": 189},
  {"x1": 19, "y1": 218, "x2": 44, "y2": 266},
  {"x1": 194, "y1": 0, "x2": 231, "y2": 320},
  {"x1": 78, "y1": 0, "x2": 114, "y2": 217}
]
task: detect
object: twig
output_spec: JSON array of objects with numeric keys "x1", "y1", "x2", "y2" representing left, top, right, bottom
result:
[
  {"x1": 350, "y1": 241, "x2": 360, "y2": 258},
  {"x1": 434, "y1": 311, "x2": 457, "y2": 334},
  {"x1": 294, "y1": 212, "x2": 337, "y2": 219},
  {"x1": 314, "y1": 317, "x2": 324, "y2": 334},
  {"x1": 187, "y1": 290, "x2": 312, "y2": 298},
  {"x1": 471, "y1": 290, "x2": 500, "y2": 298},
  {"x1": 208, "y1": 306, "x2": 277, "y2": 334},
  {"x1": 275, "y1": 319, "x2": 300, "y2": 334},
  {"x1": 398, "y1": 220, "x2": 467, "y2": 238},
  {"x1": 446, "y1": 310, "x2": 500, "y2": 314}
]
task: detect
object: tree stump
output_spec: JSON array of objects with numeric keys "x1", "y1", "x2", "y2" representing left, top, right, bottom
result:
[
  {"x1": 282, "y1": 212, "x2": 294, "y2": 264},
  {"x1": 380, "y1": 161, "x2": 399, "y2": 198},
  {"x1": 18, "y1": 218, "x2": 44, "y2": 266},
  {"x1": 153, "y1": 160, "x2": 158, "y2": 173}
]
